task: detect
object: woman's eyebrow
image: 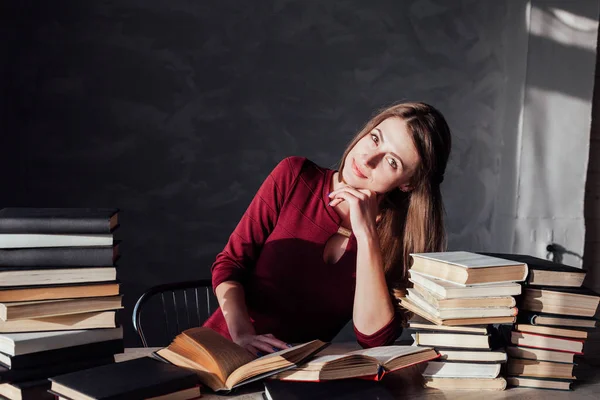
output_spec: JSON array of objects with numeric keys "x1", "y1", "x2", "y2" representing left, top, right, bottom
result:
[{"x1": 375, "y1": 128, "x2": 405, "y2": 170}]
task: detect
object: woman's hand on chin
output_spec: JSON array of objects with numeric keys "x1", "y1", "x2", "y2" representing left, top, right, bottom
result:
[
  {"x1": 328, "y1": 186, "x2": 379, "y2": 240},
  {"x1": 232, "y1": 331, "x2": 292, "y2": 357}
]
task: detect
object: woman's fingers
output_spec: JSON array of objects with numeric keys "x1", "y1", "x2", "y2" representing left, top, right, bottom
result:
[
  {"x1": 257, "y1": 334, "x2": 291, "y2": 351},
  {"x1": 245, "y1": 344, "x2": 260, "y2": 357},
  {"x1": 251, "y1": 339, "x2": 279, "y2": 354}
]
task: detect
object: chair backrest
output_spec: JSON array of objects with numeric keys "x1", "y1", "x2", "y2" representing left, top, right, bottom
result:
[{"x1": 132, "y1": 279, "x2": 216, "y2": 347}]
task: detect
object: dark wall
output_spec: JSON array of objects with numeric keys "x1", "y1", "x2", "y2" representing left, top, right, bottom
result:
[{"x1": 1, "y1": 0, "x2": 514, "y2": 346}]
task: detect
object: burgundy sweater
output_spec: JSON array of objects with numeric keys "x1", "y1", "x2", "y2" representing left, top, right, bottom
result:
[{"x1": 204, "y1": 156, "x2": 401, "y2": 348}]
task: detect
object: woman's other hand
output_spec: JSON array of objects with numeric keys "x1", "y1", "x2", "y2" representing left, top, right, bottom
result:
[
  {"x1": 328, "y1": 186, "x2": 379, "y2": 239},
  {"x1": 232, "y1": 331, "x2": 291, "y2": 357}
]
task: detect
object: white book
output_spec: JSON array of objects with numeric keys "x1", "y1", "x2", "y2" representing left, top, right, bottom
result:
[
  {"x1": 0, "y1": 234, "x2": 112, "y2": 249},
  {"x1": 409, "y1": 270, "x2": 522, "y2": 298},
  {"x1": 0, "y1": 267, "x2": 117, "y2": 287},
  {"x1": 0, "y1": 326, "x2": 123, "y2": 356},
  {"x1": 406, "y1": 290, "x2": 517, "y2": 319},
  {"x1": 409, "y1": 251, "x2": 528, "y2": 285},
  {"x1": 437, "y1": 350, "x2": 507, "y2": 363},
  {"x1": 423, "y1": 361, "x2": 501, "y2": 378}
]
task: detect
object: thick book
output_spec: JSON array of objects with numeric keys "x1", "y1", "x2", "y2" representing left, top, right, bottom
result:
[
  {"x1": 0, "y1": 208, "x2": 119, "y2": 234},
  {"x1": 517, "y1": 311, "x2": 598, "y2": 329},
  {"x1": 413, "y1": 332, "x2": 491, "y2": 349},
  {"x1": 408, "y1": 270, "x2": 522, "y2": 298},
  {"x1": 0, "y1": 295, "x2": 123, "y2": 321},
  {"x1": 263, "y1": 379, "x2": 395, "y2": 400},
  {"x1": 0, "y1": 245, "x2": 119, "y2": 267},
  {"x1": 410, "y1": 282, "x2": 516, "y2": 308},
  {"x1": 514, "y1": 324, "x2": 588, "y2": 339},
  {"x1": 0, "y1": 234, "x2": 113, "y2": 249},
  {"x1": 0, "y1": 266, "x2": 116, "y2": 287},
  {"x1": 436, "y1": 349, "x2": 507, "y2": 363},
  {"x1": 49, "y1": 357, "x2": 198, "y2": 400},
  {"x1": 479, "y1": 252, "x2": 586, "y2": 287},
  {"x1": 270, "y1": 346, "x2": 438, "y2": 382},
  {"x1": 0, "y1": 339, "x2": 124, "y2": 370},
  {"x1": 0, "y1": 282, "x2": 120, "y2": 302},
  {"x1": 522, "y1": 286, "x2": 600, "y2": 317},
  {"x1": 423, "y1": 361, "x2": 501, "y2": 378},
  {"x1": 0, "y1": 327, "x2": 123, "y2": 356},
  {"x1": 511, "y1": 331, "x2": 584, "y2": 354},
  {"x1": 407, "y1": 316, "x2": 490, "y2": 335},
  {"x1": 399, "y1": 296, "x2": 517, "y2": 326},
  {"x1": 406, "y1": 289, "x2": 518, "y2": 319},
  {"x1": 506, "y1": 346, "x2": 580, "y2": 364},
  {"x1": 0, "y1": 310, "x2": 118, "y2": 333},
  {"x1": 507, "y1": 358, "x2": 577, "y2": 380},
  {"x1": 409, "y1": 251, "x2": 528, "y2": 285},
  {"x1": 154, "y1": 327, "x2": 327, "y2": 392},
  {"x1": 0, "y1": 379, "x2": 54, "y2": 400},
  {"x1": 423, "y1": 377, "x2": 507, "y2": 391},
  {"x1": 506, "y1": 376, "x2": 572, "y2": 391},
  {"x1": 0, "y1": 357, "x2": 114, "y2": 383}
]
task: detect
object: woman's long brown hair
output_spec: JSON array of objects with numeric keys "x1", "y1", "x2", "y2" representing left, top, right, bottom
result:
[{"x1": 338, "y1": 102, "x2": 452, "y2": 290}]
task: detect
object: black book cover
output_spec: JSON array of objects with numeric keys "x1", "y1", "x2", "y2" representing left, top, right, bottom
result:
[
  {"x1": 2, "y1": 379, "x2": 54, "y2": 400},
  {"x1": 506, "y1": 375, "x2": 573, "y2": 391},
  {"x1": 1, "y1": 339, "x2": 124, "y2": 370},
  {"x1": 0, "y1": 208, "x2": 119, "y2": 234},
  {"x1": 517, "y1": 311, "x2": 598, "y2": 328},
  {"x1": 523, "y1": 286, "x2": 600, "y2": 297},
  {"x1": 0, "y1": 244, "x2": 119, "y2": 267},
  {"x1": 479, "y1": 252, "x2": 585, "y2": 275},
  {"x1": 0, "y1": 356, "x2": 114, "y2": 383},
  {"x1": 49, "y1": 357, "x2": 198, "y2": 400},
  {"x1": 263, "y1": 379, "x2": 395, "y2": 400}
]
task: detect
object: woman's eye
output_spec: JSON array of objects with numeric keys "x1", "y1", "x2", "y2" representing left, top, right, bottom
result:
[
  {"x1": 370, "y1": 133, "x2": 379, "y2": 144},
  {"x1": 388, "y1": 158, "x2": 397, "y2": 169}
]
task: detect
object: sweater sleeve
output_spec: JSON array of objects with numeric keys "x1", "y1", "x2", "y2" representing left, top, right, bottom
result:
[
  {"x1": 211, "y1": 156, "x2": 305, "y2": 292},
  {"x1": 353, "y1": 312, "x2": 403, "y2": 348}
]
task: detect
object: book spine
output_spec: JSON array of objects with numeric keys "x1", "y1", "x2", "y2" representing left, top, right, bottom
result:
[
  {"x1": 0, "y1": 218, "x2": 113, "y2": 234},
  {"x1": 0, "y1": 246, "x2": 117, "y2": 267}
]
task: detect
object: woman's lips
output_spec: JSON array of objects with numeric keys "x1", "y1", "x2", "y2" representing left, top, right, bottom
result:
[{"x1": 351, "y1": 159, "x2": 368, "y2": 179}]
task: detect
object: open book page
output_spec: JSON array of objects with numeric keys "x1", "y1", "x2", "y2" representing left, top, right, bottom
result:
[
  {"x1": 347, "y1": 345, "x2": 433, "y2": 364},
  {"x1": 224, "y1": 339, "x2": 327, "y2": 390},
  {"x1": 178, "y1": 328, "x2": 255, "y2": 382}
]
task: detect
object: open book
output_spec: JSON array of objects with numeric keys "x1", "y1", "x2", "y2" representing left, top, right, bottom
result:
[
  {"x1": 270, "y1": 345, "x2": 439, "y2": 382},
  {"x1": 154, "y1": 327, "x2": 327, "y2": 392}
]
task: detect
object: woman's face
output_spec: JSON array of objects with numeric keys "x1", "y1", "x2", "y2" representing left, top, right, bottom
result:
[{"x1": 341, "y1": 117, "x2": 421, "y2": 194}]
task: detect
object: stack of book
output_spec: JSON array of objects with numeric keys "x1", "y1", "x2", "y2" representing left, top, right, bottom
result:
[
  {"x1": 0, "y1": 208, "x2": 124, "y2": 400},
  {"x1": 396, "y1": 251, "x2": 529, "y2": 391},
  {"x1": 494, "y1": 254, "x2": 600, "y2": 391}
]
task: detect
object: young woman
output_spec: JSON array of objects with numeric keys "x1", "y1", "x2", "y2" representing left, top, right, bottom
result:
[{"x1": 203, "y1": 102, "x2": 452, "y2": 356}]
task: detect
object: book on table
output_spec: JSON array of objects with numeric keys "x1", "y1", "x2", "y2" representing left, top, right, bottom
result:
[
  {"x1": 0, "y1": 208, "x2": 119, "y2": 234},
  {"x1": 409, "y1": 282, "x2": 516, "y2": 308},
  {"x1": 423, "y1": 377, "x2": 507, "y2": 391},
  {"x1": 513, "y1": 324, "x2": 588, "y2": 339},
  {"x1": 270, "y1": 345, "x2": 439, "y2": 382},
  {"x1": 517, "y1": 311, "x2": 598, "y2": 329},
  {"x1": 0, "y1": 266, "x2": 117, "y2": 287},
  {"x1": 398, "y1": 295, "x2": 517, "y2": 326},
  {"x1": 0, "y1": 295, "x2": 123, "y2": 321},
  {"x1": 408, "y1": 251, "x2": 528, "y2": 285},
  {"x1": 154, "y1": 327, "x2": 328, "y2": 392},
  {"x1": 422, "y1": 361, "x2": 501, "y2": 379},
  {"x1": 507, "y1": 358, "x2": 578, "y2": 380},
  {"x1": 0, "y1": 379, "x2": 54, "y2": 400},
  {"x1": 0, "y1": 282, "x2": 120, "y2": 303},
  {"x1": 510, "y1": 331, "x2": 585, "y2": 354},
  {"x1": 0, "y1": 311, "x2": 118, "y2": 333},
  {"x1": 506, "y1": 346, "x2": 581, "y2": 364},
  {"x1": 49, "y1": 357, "x2": 200, "y2": 400},
  {"x1": 479, "y1": 252, "x2": 586, "y2": 287},
  {"x1": 506, "y1": 376, "x2": 572, "y2": 391},
  {"x1": 0, "y1": 327, "x2": 123, "y2": 357},
  {"x1": 408, "y1": 271, "x2": 522, "y2": 299},
  {"x1": 405, "y1": 289, "x2": 518, "y2": 319},
  {"x1": 521, "y1": 286, "x2": 600, "y2": 317},
  {"x1": 0, "y1": 245, "x2": 119, "y2": 267}
]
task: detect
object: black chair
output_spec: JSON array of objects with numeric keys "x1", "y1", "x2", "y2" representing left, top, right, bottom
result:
[{"x1": 132, "y1": 279, "x2": 216, "y2": 347}]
